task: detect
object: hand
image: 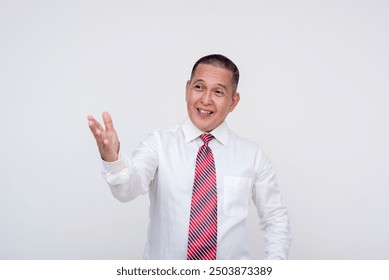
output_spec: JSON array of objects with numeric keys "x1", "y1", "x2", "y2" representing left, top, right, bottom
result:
[{"x1": 87, "y1": 112, "x2": 120, "y2": 162}]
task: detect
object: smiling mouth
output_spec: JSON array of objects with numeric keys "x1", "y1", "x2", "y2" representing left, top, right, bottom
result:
[{"x1": 197, "y1": 108, "x2": 213, "y2": 115}]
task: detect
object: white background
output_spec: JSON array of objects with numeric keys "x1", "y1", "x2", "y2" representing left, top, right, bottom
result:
[{"x1": 1, "y1": 0, "x2": 388, "y2": 259}]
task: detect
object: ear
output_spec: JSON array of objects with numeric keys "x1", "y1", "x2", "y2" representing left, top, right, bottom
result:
[
  {"x1": 229, "y1": 92, "x2": 240, "y2": 112},
  {"x1": 185, "y1": 80, "x2": 191, "y2": 102}
]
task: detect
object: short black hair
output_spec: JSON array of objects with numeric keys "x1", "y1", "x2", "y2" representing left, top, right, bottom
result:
[{"x1": 190, "y1": 54, "x2": 239, "y2": 93}]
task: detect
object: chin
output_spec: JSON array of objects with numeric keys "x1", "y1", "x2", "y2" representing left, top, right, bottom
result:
[{"x1": 199, "y1": 124, "x2": 214, "y2": 132}]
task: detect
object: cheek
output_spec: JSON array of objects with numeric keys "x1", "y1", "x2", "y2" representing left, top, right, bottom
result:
[
  {"x1": 185, "y1": 92, "x2": 192, "y2": 104},
  {"x1": 187, "y1": 93, "x2": 200, "y2": 105},
  {"x1": 186, "y1": 97, "x2": 197, "y2": 112},
  {"x1": 217, "y1": 100, "x2": 232, "y2": 114}
]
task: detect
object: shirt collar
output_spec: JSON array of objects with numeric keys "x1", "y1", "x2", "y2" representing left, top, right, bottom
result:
[{"x1": 182, "y1": 118, "x2": 229, "y2": 145}]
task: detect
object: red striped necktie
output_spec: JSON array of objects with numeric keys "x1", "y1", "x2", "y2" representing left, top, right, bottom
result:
[{"x1": 187, "y1": 133, "x2": 217, "y2": 260}]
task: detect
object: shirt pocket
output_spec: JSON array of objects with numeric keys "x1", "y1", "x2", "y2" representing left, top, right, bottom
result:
[{"x1": 223, "y1": 176, "x2": 252, "y2": 216}]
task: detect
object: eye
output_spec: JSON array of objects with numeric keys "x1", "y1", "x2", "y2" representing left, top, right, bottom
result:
[
  {"x1": 214, "y1": 90, "x2": 224, "y2": 97},
  {"x1": 194, "y1": 84, "x2": 204, "y2": 91}
]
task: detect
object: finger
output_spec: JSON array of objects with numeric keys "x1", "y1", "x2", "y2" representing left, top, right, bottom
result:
[
  {"x1": 88, "y1": 119, "x2": 98, "y2": 138},
  {"x1": 90, "y1": 125, "x2": 105, "y2": 148},
  {"x1": 88, "y1": 115, "x2": 104, "y2": 131},
  {"x1": 102, "y1": 111, "x2": 115, "y2": 131},
  {"x1": 88, "y1": 118, "x2": 102, "y2": 139},
  {"x1": 88, "y1": 118, "x2": 107, "y2": 149},
  {"x1": 88, "y1": 115, "x2": 115, "y2": 160}
]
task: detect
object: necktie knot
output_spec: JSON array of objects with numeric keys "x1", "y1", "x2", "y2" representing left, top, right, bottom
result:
[{"x1": 200, "y1": 133, "x2": 214, "y2": 146}]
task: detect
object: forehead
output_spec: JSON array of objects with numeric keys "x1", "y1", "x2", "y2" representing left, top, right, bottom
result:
[{"x1": 192, "y1": 64, "x2": 233, "y2": 87}]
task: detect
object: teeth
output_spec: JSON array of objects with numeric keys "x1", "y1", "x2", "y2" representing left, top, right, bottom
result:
[{"x1": 198, "y1": 109, "x2": 212, "y2": 114}]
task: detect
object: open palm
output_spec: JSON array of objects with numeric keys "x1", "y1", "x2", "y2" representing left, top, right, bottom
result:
[{"x1": 88, "y1": 112, "x2": 120, "y2": 162}]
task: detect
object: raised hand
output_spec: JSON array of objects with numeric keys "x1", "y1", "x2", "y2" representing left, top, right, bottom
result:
[{"x1": 87, "y1": 112, "x2": 120, "y2": 162}]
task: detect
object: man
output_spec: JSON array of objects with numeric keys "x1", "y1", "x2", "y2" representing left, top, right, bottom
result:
[{"x1": 88, "y1": 54, "x2": 291, "y2": 260}]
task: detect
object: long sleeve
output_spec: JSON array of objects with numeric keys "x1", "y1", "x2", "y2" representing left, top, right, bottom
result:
[
  {"x1": 252, "y1": 149, "x2": 292, "y2": 260},
  {"x1": 101, "y1": 132, "x2": 159, "y2": 203},
  {"x1": 97, "y1": 120, "x2": 291, "y2": 259}
]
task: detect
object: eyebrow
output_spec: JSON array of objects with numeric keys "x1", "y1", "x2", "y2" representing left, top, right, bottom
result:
[{"x1": 192, "y1": 79, "x2": 228, "y2": 91}]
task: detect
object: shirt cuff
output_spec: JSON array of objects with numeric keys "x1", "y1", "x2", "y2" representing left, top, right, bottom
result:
[{"x1": 101, "y1": 152, "x2": 129, "y2": 173}]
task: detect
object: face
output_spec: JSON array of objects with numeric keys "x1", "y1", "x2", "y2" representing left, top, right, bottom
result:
[{"x1": 186, "y1": 63, "x2": 240, "y2": 132}]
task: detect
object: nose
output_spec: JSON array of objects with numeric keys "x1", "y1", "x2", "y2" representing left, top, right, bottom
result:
[{"x1": 201, "y1": 90, "x2": 212, "y2": 105}]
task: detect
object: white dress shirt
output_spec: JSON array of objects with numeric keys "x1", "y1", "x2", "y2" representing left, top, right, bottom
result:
[{"x1": 102, "y1": 118, "x2": 291, "y2": 260}]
